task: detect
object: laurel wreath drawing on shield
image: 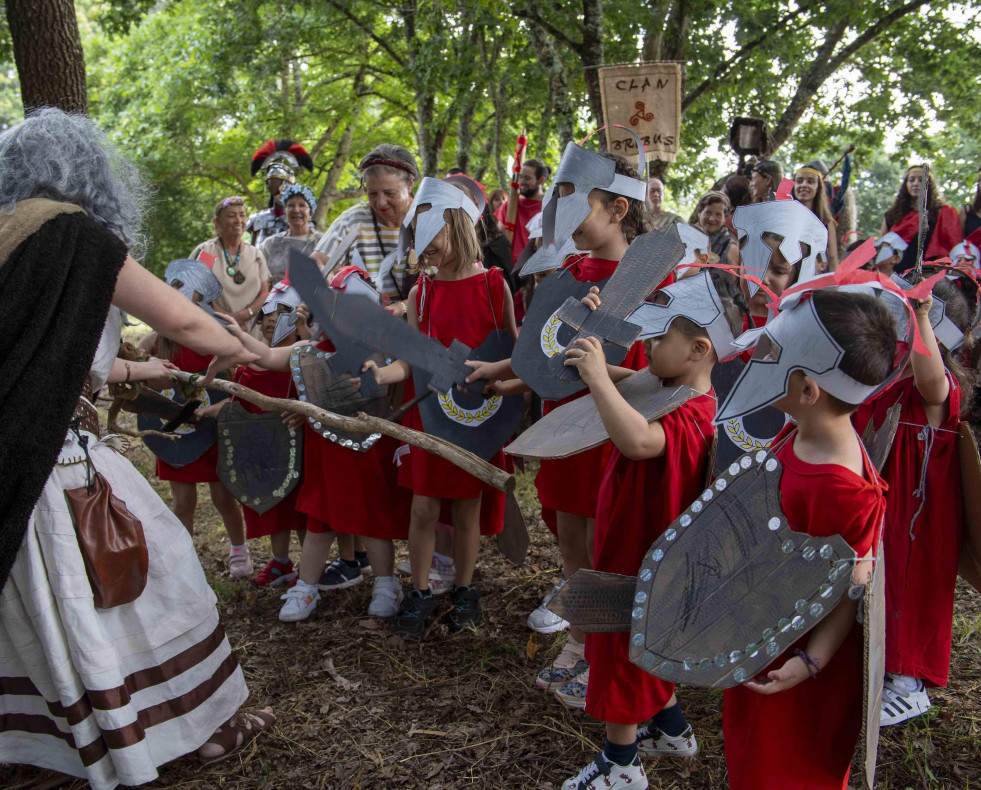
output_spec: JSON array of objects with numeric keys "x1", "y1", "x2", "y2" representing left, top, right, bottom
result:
[
  {"x1": 540, "y1": 312, "x2": 564, "y2": 358},
  {"x1": 724, "y1": 419, "x2": 769, "y2": 452},
  {"x1": 438, "y1": 392, "x2": 502, "y2": 426}
]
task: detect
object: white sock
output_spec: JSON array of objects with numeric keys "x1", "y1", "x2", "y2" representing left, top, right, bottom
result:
[
  {"x1": 230, "y1": 544, "x2": 248, "y2": 554},
  {"x1": 890, "y1": 674, "x2": 922, "y2": 693},
  {"x1": 375, "y1": 575, "x2": 396, "y2": 585},
  {"x1": 295, "y1": 579, "x2": 318, "y2": 592}
]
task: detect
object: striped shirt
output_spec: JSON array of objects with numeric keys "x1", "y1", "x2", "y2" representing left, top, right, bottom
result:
[{"x1": 314, "y1": 203, "x2": 404, "y2": 298}]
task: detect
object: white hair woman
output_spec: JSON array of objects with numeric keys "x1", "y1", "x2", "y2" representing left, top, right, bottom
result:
[
  {"x1": 258, "y1": 183, "x2": 324, "y2": 284},
  {"x1": 0, "y1": 108, "x2": 274, "y2": 788},
  {"x1": 312, "y1": 143, "x2": 419, "y2": 311}
]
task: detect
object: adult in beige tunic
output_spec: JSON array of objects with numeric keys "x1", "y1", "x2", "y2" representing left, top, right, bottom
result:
[{"x1": 190, "y1": 196, "x2": 271, "y2": 327}]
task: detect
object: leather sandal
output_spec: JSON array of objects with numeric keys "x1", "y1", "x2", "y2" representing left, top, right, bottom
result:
[{"x1": 197, "y1": 707, "x2": 276, "y2": 765}]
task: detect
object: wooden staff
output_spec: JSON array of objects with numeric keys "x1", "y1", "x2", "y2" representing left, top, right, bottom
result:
[
  {"x1": 826, "y1": 144, "x2": 855, "y2": 177},
  {"x1": 503, "y1": 130, "x2": 528, "y2": 243},
  {"x1": 169, "y1": 370, "x2": 515, "y2": 493}
]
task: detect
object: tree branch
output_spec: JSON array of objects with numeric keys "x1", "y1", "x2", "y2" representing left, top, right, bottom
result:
[
  {"x1": 324, "y1": 0, "x2": 406, "y2": 67},
  {"x1": 512, "y1": 4, "x2": 579, "y2": 49}
]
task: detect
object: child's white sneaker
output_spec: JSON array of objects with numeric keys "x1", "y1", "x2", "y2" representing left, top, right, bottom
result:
[
  {"x1": 368, "y1": 576, "x2": 404, "y2": 618},
  {"x1": 527, "y1": 580, "x2": 570, "y2": 633},
  {"x1": 279, "y1": 581, "x2": 319, "y2": 622},
  {"x1": 562, "y1": 753, "x2": 648, "y2": 790},
  {"x1": 636, "y1": 723, "x2": 698, "y2": 757},
  {"x1": 880, "y1": 673, "x2": 932, "y2": 726}
]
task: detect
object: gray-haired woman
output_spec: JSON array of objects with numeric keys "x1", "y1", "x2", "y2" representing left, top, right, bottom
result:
[
  {"x1": 312, "y1": 143, "x2": 419, "y2": 313},
  {"x1": 0, "y1": 109, "x2": 273, "y2": 788}
]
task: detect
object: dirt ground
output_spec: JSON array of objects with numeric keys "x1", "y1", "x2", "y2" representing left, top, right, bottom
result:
[{"x1": 5, "y1": 435, "x2": 981, "y2": 790}]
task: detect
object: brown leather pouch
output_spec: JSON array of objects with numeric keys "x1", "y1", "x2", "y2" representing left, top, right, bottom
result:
[{"x1": 64, "y1": 470, "x2": 149, "y2": 609}]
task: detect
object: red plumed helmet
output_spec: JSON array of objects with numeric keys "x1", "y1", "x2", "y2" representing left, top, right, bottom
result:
[{"x1": 250, "y1": 139, "x2": 314, "y2": 177}]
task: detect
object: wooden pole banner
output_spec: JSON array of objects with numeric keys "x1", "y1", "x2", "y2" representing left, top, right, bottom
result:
[{"x1": 599, "y1": 62, "x2": 682, "y2": 163}]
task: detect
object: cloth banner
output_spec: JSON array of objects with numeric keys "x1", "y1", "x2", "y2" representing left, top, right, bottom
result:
[{"x1": 599, "y1": 62, "x2": 682, "y2": 163}]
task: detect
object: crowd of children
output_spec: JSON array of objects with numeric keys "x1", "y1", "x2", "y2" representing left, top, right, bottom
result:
[{"x1": 133, "y1": 143, "x2": 981, "y2": 790}]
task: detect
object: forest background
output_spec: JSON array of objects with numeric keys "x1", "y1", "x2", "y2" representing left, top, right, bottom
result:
[{"x1": 1, "y1": 0, "x2": 980, "y2": 276}]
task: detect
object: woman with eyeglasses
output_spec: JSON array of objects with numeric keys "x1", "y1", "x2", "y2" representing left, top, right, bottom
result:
[{"x1": 191, "y1": 196, "x2": 272, "y2": 328}]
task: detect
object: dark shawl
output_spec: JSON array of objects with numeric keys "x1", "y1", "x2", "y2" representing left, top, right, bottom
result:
[{"x1": 0, "y1": 199, "x2": 127, "y2": 589}]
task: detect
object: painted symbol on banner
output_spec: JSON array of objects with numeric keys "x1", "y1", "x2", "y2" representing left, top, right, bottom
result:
[{"x1": 630, "y1": 101, "x2": 654, "y2": 126}]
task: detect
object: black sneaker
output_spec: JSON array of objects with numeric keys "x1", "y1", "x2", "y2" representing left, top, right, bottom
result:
[
  {"x1": 354, "y1": 550, "x2": 372, "y2": 574},
  {"x1": 317, "y1": 558, "x2": 363, "y2": 591},
  {"x1": 392, "y1": 589, "x2": 437, "y2": 638},
  {"x1": 447, "y1": 585, "x2": 482, "y2": 632}
]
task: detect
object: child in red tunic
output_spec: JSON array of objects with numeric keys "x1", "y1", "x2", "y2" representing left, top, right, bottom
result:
[
  {"x1": 852, "y1": 275, "x2": 976, "y2": 725},
  {"x1": 559, "y1": 270, "x2": 749, "y2": 790},
  {"x1": 722, "y1": 290, "x2": 898, "y2": 790},
  {"x1": 141, "y1": 338, "x2": 250, "y2": 576},
  {"x1": 366, "y1": 183, "x2": 518, "y2": 637},
  {"x1": 202, "y1": 284, "x2": 308, "y2": 587},
  {"x1": 466, "y1": 152, "x2": 654, "y2": 704}
]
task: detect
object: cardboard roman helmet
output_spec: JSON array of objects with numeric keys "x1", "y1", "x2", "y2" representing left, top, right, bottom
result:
[
  {"x1": 401, "y1": 174, "x2": 484, "y2": 260},
  {"x1": 253, "y1": 279, "x2": 302, "y2": 346},
  {"x1": 732, "y1": 200, "x2": 828, "y2": 296},
  {"x1": 539, "y1": 128, "x2": 647, "y2": 250},
  {"x1": 165, "y1": 258, "x2": 222, "y2": 316},
  {"x1": 874, "y1": 231, "x2": 908, "y2": 265}
]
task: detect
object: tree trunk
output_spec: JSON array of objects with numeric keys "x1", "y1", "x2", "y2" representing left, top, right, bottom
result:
[
  {"x1": 642, "y1": 0, "x2": 671, "y2": 61},
  {"x1": 527, "y1": 21, "x2": 575, "y2": 150},
  {"x1": 313, "y1": 70, "x2": 367, "y2": 227},
  {"x1": 6, "y1": 0, "x2": 87, "y2": 114},
  {"x1": 579, "y1": 0, "x2": 606, "y2": 127}
]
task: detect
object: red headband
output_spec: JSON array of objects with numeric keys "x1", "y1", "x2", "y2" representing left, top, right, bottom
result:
[{"x1": 361, "y1": 157, "x2": 417, "y2": 179}]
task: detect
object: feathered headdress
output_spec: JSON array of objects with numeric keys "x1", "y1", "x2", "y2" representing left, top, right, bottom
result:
[{"x1": 250, "y1": 139, "x2": 314, "y2": 177}]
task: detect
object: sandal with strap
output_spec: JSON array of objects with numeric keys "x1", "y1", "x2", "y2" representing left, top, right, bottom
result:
[{"x1": 197, "y1": 707, "x2": 276, "y2": 765}]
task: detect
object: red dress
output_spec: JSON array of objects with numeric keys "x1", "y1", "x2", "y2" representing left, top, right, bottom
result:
[
  {"x1": 723, "y1": 425, "x2": 886, "y2": 790},
  {"x1": 155, "y1": 345, "x2": 219, "y2": 484},
  {"x1": 888, "y1": 205, "x2": 963, "y2": 262},
  {"x1": 852, "y1": 373, "x2": 963, "y2": 687},
  {"x1": 233, "y1": 366, "x2": 306, "y2": 540},
  {"x1": 535, "y1": 257, "x2": 649, "y2": 528},
  {"x1": 495, "y1": 196, "x2": 544, "y2": 265},
  {"x1": 584, "y1": 394, "x2": 716, "y2": 724},
  {"x1": 296, "y1": 339, "x2": 412, "y2": 539},
  {"x1": 397, "y1": 267, "x2": 511, "y2": 536}
]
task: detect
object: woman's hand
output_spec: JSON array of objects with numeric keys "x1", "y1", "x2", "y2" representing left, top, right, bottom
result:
[
  {"x1": 564, "y1": 336, "x2": 609, "y2": 387},
  {"x1": 743, "y1": 655, "x2": 812, "y2": 695},
  {"x1": 282, "y1": 411, "x2": 306, "y2": 429},
  {"x1": 142, "y1": 358, "x2": 179, "y2": 389}
]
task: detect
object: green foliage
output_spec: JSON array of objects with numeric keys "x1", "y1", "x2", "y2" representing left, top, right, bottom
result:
[{"x1": 1, "y1": 0, "x2": 978, "y2": 269}]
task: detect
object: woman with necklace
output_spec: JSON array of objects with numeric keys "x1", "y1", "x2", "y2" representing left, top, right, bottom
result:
[
  {"x1": 259, "y1": 183, "x2": 323, "y2": 284},
  {"x1": 191, "y1": 196, "x2": 271, "y2": 328},
  {"x1": 312, "y1": 144, "x2": 419, "y2": 313}
]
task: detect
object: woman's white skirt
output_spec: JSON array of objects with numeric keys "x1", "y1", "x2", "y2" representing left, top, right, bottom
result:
[{"x1": 0, "y1": 433, "x2": 248, "y2": 788}]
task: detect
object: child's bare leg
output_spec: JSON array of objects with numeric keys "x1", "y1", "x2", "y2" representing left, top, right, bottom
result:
[
  {"x1": 409, "y1": 495, "x2": 440, "y2": 591},
  {"x1": 269, "y1": 530, "x2": 292, "y2": 560},
  {"x1": 450, "y1": 495, "x2": 481, "y2": 586},
  {"x1": 208, "y1": 482, "x2": 245, "y2": 545},
  {"x1": 298, "y1": 530, "x2": 336, "y2": 585},
  {"x1": 363, "y1": 537, "x2": 395, "y2": 577},
  {"x1": 169, "y1": 481, "x2": 197, "y2": 533},
  {"x1": 556, "y1": 510, "x2": 590, "y2": 642},
  {"x1": 336, "y1": 532, "x2": 356, "y2": 562},
  {"x1": 607, "y1": 723, "x2": 637, "y2": 746}
]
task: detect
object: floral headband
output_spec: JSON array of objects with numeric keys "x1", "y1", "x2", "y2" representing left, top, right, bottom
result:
[
  {"x1": 214, "y1": 195, "x2": 246, "y2": 218},
  {"x1": 280, "y1": 183, "x2": 318, "y2": 213}
]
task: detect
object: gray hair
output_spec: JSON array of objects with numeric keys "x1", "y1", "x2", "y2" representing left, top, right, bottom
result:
[
  {"x1": 358, "y1": 143, "x2": 420, "y2": 186},
  {"x1": 0, "y1": 108, "x2": 151, "y2": 258}
]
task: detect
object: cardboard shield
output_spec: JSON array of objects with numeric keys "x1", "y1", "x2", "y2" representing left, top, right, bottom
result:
[
  {"x1": 548, "y1": 448, "x2": 857, "y2": 688},
  {"x1": 858, "y1": 537, "x2": 886, "y2": 790},
  {"x1": 138, "y1": 385, "x2": 227, "y2": 468},
  {"x1": 958, "y1": 422, "x2": 981, "y2": 591},
  {"x1": 413, "y1": 330, "x2": 523, "y2": 461},
  {"x1": 711, "y1": 358, "x2": 787, "y2": 476},
  {"x1": 217, "y1": 401, "x2": 303, "y2": 514},
  {"x1": 512, "y1": 268, "x2": 617, "y2": 401},
  {"x1": 506, "y1": 370, "x2": 698, "y2": 460},
  {"x1": 290, "y1": 344, "x2": 389, "y2": 452}
]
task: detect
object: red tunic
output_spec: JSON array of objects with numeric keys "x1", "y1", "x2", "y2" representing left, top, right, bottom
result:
[
  {"x1": 852, "y1": 373, "x2": 963, "y2": 687},
  {"x1": 584, "y1": 394, "x2": 716, "y2": 724},
  {"x1": 723, "y1": 425, "x2": 886, "y2": 790},
  {"x1": 397, "y1": 266, "x2": 510, "y2": 535},
  {"x1": 155, "y1": 345, "x2": 219, "y2": 484},
  {"x1": 495, "y1": 196, "x2": 544, "y2": 264},
  {"x1": 888, "y1": 205, "x2": 963, "y2": 261},
  {"x1": 295, "y1": 339, "x2": 412, "y2": 539},
  {"x1": 233, "y1": 366, "x2": 306, "y2": 540},
  {"x1": 535, "y1": 257, "x2": 649, "y2": 526}
]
